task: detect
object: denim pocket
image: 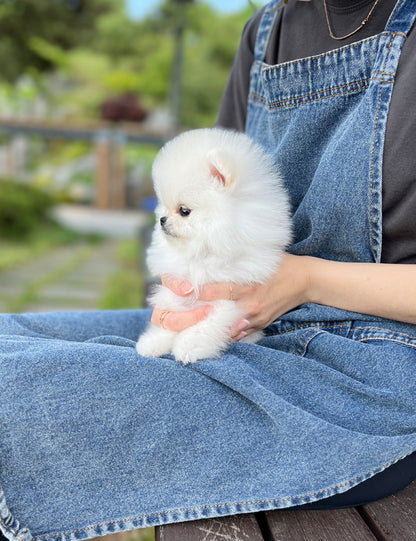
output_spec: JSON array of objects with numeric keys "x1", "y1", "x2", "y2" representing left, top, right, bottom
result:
[{"x1": 294, "y1": 328, "x2": 326, "y2": 357}]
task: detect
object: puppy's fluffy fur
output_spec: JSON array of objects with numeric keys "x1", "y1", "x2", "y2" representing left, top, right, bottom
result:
[{"x1": 136, "y1": 128, "x2": 292, "y2": 363}]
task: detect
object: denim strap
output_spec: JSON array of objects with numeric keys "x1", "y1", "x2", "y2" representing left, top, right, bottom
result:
[
  {"x1": 253, "y1": 0, "x2": 282, "y2": 63},
  {"x1": 385, "y1": 0, "x2": 416, "y2": 35}
]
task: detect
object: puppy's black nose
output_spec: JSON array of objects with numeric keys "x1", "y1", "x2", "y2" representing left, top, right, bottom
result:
[{"x1": 160, "y1": 216, "x2": 167, "y2": 227}]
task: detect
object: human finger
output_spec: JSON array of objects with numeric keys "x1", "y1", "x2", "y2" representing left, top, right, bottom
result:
[
  {"x1": 151, "y1": 305, "x2": 213, "y2": 332},
  {"x1": 161, "y1": 274, "x2": 194, "y2": 296},
  {"x1": 198, "y1": 282, "x2": 248, "y2": 302},
  {"x1": 230, "y1": 318, "x2": 250, "y2": 341}
]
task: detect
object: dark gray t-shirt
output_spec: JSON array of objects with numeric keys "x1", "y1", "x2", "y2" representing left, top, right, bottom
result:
[{"x1": 217, "y1": 0, "x2": 416, "y2": 264}]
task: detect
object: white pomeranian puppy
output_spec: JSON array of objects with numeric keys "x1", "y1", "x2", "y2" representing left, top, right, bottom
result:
[{"x1": 136, "y1": 128, "x2": 292, "y2": 363}]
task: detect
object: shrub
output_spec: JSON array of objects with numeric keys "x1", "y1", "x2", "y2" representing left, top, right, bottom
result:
[{"x1": 0, "y1": 179, "x2": 54, "y2": 238}]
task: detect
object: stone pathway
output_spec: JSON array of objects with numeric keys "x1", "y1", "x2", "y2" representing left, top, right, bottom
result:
[{"x1": 0, "y1": 239, "x2": 122, "y2": 313}]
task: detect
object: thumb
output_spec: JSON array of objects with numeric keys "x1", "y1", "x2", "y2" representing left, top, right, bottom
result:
[{"x1": 151, "y1": 305, "x2": 213, "y2": 332}]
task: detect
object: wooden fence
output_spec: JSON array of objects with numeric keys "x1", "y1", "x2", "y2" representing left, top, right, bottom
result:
[{"x1": 0, "y1": 118, "x2": 167, "y2": 209}]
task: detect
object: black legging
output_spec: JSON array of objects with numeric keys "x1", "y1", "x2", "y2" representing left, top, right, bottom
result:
[{"x1": 299, "y1": 451, "x2": 416, "y2": 510}]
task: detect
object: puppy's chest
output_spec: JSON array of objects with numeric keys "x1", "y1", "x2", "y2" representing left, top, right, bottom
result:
[{"x1": 156, "y1": 239, "x2": 259, "y2": 286}]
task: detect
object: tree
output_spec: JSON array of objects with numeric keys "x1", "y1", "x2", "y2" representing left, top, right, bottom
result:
[
  {"x1": 0, "y1": 0, "x2": 114, "y2": 82},
  {"x1": 0, "y1": 0, "x2": 258, "y2": 127}
]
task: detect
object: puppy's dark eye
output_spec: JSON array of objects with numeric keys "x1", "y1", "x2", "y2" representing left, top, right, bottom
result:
[{"x1": 178, "y1": 206, "x2": 191, "y2": 217}]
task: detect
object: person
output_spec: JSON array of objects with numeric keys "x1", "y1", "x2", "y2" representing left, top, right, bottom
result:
[{"x1": 1, "y1": 1, "x2": 416, "y2": 541}]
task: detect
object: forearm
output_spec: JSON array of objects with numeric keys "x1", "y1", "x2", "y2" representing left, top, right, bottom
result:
[{"x1": 306, "y1": 257, "x2": 416, "y2": 324}]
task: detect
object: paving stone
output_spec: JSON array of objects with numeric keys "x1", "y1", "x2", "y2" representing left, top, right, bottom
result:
[{"x1": 0, "y1": 239, "x2": 125, "y2": 313}]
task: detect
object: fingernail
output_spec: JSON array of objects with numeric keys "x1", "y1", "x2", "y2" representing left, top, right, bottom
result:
[
  {"x1": 235, "y1": 331, "x2": 247, "y2": 342},
  {"x1": 235, "y1": 319, "x2": 250, "y2": 333},
  {"x1": 204, "y1": 305, "x2": 214, "y2": 316},
  {"x1": 178, "y1": 281, "x2": 193, "y2": 295}
]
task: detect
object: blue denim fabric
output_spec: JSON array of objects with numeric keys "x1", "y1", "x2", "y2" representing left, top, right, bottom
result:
[
  {"x1": 1, "y1": 2, "x2": 416, "y2": 541},
  {"x1": 1, "y1": 310, "x2": 416, "y2": 541}
]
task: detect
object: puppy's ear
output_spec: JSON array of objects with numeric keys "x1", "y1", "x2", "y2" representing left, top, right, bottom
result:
[{"x1": 207, "y1": 149, "x2": 235, "y2": 189}]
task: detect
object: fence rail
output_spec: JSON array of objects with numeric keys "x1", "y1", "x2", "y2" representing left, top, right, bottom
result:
[{"x1": 0, "y1": 118, "x2": 168, "y2": 209}]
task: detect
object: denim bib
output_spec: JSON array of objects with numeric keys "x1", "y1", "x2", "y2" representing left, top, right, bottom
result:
[{"x1": 247, "y1": 0, "x2": 415, "y2": 265}]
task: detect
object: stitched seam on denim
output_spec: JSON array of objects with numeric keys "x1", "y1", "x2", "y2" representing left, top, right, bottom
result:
[
  {"x1": 372, "y1": 70, "x2": 395, "y2": 79},
  {"x1": 294, "y1": 328, "x2": 323, "y2": 356},
  {"x1": 353, "y1": 326, "x2": 416, "y2": 340},
  {"x1": 369, "y1": 32, "x2": 397, "y2": 262},
  {"x1": 273, "y1": 79, "x2": 371, "y2": 107},
  {"x1": 294, "y1": 321, "x2": 352, "y2": 355},
  {"x1": 248, "y1": 91, "x2": 266, "y2": 104},
  {"x1": 249, "y1": 84, "x2": 370, "y2": 110},
  {"x1": 369, "y1": 83, "x2": 382, "y2": 260},
  {"x1": 0, "y1": 519, "x2": 26, "y2": 541},
  {"x1": 249, "y1": 73, "x2": 395, "y2": 109},
  {"x1": 267, "y1": 321, "x2": 350, "y2": 337},
  {"x1": 31, "y1": 456, "x2": 409, "y2": 541},
  {"x1": 267, "y1": 322, "x2": 323, "y2": 336},
  {"x1": 248, "y1": 78, "x2": 370, "y2": 107},
  {"x1": 260, "y1": 32, "x2": 405, "y2": 74},
  {"x1": 248, "y1": 69, "x2": 394, "y2": 108},
  {"x1": 353, "y1": 326, "x2": 416, "y2": 348},
  {"x1": 356, "y1": 337, "x2": 416, "y2": 349},
  {"x1": 270, "y1": 78, "x2": 369, "y2": 105},
  {"x1": 251, "y1": 73, "x2": 396, "y2": 111}
]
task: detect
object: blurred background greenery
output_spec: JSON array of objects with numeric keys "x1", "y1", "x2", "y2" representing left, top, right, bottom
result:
[{"x1": 0, "y1": 0, "x2": 260, "y2": 126}]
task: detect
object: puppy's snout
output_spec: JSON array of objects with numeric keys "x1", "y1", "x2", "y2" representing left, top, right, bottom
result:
[{"x1": 159, "y1": 215, "x2": 176, "y2": 237}]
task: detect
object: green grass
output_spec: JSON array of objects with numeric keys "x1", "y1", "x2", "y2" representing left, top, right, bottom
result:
[{"x1": 0, "y1": 221, "x2": 101, "y2": 271}]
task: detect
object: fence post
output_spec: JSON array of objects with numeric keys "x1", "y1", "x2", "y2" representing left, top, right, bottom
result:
[
  {"x1": 5, "y1": 138, "x2": 17, "y2": 177},
  {"x1": 95, "y1": 130, "x2": 112, "y2": 209},
  {"x1": 112, "y1": 130, "x2": 127, "y2": 210}
]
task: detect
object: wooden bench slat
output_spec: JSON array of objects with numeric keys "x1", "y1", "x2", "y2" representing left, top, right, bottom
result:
[
  {"x1": 156, "y1": 513, "x2": 264, "y2": 541},
  {"x1": 358, "y1": 479, "x2": 416, "y2": 541},
  {"x1": 263, "y1": 507, "x2": 376, "y2": 541},
  {"x1": 156, "y1": 478, "x2": 416, "y2": 540}
]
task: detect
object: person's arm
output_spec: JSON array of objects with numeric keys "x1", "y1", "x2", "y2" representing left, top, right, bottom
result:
[
  {"x1": 215, "y1": 10, "x2": 262, "y2": 131},
  {"x1": 150, "y1": 255, "x2": 416, "y2": 339},
  {"x1": 306, "y1": 256, "x2": 416, "y2": 325}
]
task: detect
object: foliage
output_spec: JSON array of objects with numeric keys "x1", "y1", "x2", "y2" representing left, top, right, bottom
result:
[
  {"x1": 0, "y1": 0, "x2": 259, "y2": 127},
  {"x1": 0, "y1": 179, "x2": 54, "y2": 238},
  {"x1": 0, "y1": 0, "x2": 115, "y2": 83}
]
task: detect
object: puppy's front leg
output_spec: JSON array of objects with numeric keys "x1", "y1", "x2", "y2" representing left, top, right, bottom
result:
[
  {"x1": 136, "y1": 324, "x2": 176, "y2": 358},
  {"x1": 172, "y1": 300, "x2": 241, "y2": 364}
]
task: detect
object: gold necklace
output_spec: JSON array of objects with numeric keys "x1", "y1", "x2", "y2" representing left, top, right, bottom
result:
[{"x1": 323, "y1": 0, "x2": 381, "y2": 41}]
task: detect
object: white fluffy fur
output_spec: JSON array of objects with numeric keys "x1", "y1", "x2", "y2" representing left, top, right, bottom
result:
[{"x1": 136, "y1": 128, "x2": 292, "y2": 363}]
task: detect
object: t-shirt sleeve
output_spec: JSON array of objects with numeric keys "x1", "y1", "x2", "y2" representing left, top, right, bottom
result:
[{"x1": 215, "y1": 10, "x2": 263, "y2": 132}]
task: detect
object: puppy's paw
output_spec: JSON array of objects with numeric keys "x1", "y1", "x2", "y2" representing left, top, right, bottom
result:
[
  {"x1": 240, "y1": 330, "x2": 264, "y2": 344},
  {"x1": 172, "y1": 332, "x2": 226, "y2": 364},
  {"x1": 136, "y1": 326, "x2": 175, "y2": 358},
  {"x1": 136, "y1": 334, "x2": 168, "y2": 358}
]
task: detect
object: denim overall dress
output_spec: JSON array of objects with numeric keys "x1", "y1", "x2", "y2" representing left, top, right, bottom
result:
[{"x1": 1, "y1": 2, "x2": 416, "y2": 540}]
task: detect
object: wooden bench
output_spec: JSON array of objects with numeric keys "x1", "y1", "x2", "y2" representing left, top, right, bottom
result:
[{"x1": 156, "y1": 478, "x2": 416, "y2": 540}]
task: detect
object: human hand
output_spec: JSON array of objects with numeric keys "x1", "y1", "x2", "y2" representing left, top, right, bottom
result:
[
  {"x1": 150, "y1": 254, "x2": 312, "y2": 340},
  {"x1": 150, "y1": 276, "x2": 214, "y2": 333},
  {"x1": 194, "y1": 253, "x2": 311, "y2": 340}
]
